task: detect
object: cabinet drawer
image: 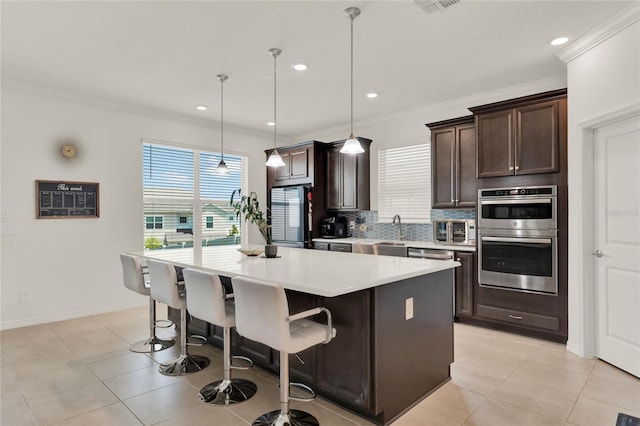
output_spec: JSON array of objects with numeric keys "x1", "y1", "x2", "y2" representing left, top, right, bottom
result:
[
  {"x1": 314, "y1": 241, "x2": 330, "y2": 250},
  {"x1": 330, "y1": 243, "x2": 352, "y2": 253},
  {"x1": 476, "y1": 304, "x2": 560, "y2": 331}
]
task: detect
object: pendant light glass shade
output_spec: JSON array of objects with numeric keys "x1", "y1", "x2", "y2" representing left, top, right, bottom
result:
[
  {"x1": 265, "y1": 149, "x2": 285, "y2": 167},
  {"x1": 215, "y1": 159, "x2": 229, "y2": 175},
  {"x1": 342, "y1": 135, "x2": 365, "y2": 154},
  {"x1": 266, "y1": 48, "x2": 285, "y2": 168},
  {"x1": 340, "y1": 7, "x2": 364, "y2": 155},
  {"x1": 214, "y1": 74, "x2": 230, "y2": 175}
]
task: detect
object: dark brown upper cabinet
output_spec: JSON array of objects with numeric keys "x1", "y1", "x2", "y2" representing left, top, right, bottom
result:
[
  {"x1": 327, "y1": 138, "x2": 371, "y2": 211},
  {"x1": 426, "y1": 116, "x2": 476, "y2": 208},
  {"x1": 265, "y1": 141, "x2": 328, "y2": 241},
  {"x1": 469, "y1": 89, "x2": 567, "y2": 178},
  {"x1": 268, "y1": 145, "x2": 310, "y2": 184}
]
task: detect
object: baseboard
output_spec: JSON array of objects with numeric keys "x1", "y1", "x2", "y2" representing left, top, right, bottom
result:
[{"x1": 0, "y1": 301, "x2": 147, "y2": 330}]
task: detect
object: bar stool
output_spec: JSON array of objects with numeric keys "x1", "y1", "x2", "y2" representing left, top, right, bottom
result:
[
  {"x1": 231, "y1": 276, "x2": 336, "y2": 426},
  {"x1": 183, "y1": 269, "x2": 257, "y2": 405},
  {"x1": 147, "y1": 259, "x2": 210, "y2": 376},
  {"x1": 119, "y1": 254, "x2": 174, "y2": 353}
]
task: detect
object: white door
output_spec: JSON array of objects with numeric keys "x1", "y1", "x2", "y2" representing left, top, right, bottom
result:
[{"x1": 594, "y1": 114, "x2": 640, "y2": 378}]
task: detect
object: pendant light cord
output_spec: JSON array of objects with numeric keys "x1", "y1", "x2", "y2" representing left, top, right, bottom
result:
[
  {"x1": 273, "y1": 51, "x2": 277, "y2": 150},
  {"x1": 220, "y1": 77, "x2": 224, "y2": 161},
  {"x1": 350, "y1": 14, "x2": 354, "y2": 137}
]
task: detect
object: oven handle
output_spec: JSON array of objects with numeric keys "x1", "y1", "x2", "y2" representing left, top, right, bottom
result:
[
  {"x1": 481, "y1": 236, "x2": 552, "y2": 245},
  {"x1": 479, "y1": 198, "x2": 553, "y2": 205}
]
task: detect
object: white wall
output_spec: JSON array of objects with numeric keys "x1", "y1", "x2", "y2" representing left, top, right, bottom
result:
[
  {"x1": 561, "y1": 5, "x2": 640, "y2": 357},
  {"x1": 0, "y1": 84, "x2": 274, "y2": 329}
]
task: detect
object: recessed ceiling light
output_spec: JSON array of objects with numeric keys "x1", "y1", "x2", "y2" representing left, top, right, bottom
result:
[
  {"x1": 292, "y1": 64, "x2": 308, "y2": 71},
  {"x1": 550, "y1": 36, "x2": 570, "y2": 46},
  {"x1": 196, "y1": 105, "x2": 208, "y2": 111},
  {"x1": 366, "y1": 92, "x2": 378, "y2": 98},
  {"x1": 267, "y1": 121, "x2": 275, "y2": 126}
]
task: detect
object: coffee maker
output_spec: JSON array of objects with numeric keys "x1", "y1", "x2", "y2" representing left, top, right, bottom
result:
[{"x1": 320, "y1": 216, "x2": 348, "y2": 238}]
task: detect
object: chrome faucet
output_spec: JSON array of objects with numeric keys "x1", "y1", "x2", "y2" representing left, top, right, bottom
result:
[{"x1": 392, "y1": 215, "x2": 405, "y2": 240}]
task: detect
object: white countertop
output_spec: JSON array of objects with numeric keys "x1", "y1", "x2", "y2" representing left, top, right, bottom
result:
[
  {"x1": 131, "y1": 245, "x2": 459, "y2": 297},
  {"x1": 312, "y1": 238, "x2": 476, "y2": 252}
]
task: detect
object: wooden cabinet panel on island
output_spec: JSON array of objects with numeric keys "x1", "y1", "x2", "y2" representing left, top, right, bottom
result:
[
  {"x1": 327, "y1": 138, "x2": 371, "y2": 211},
  {"x1": 426, "y1": 116, "x2": 476, "y2": 208},
  {"x1": 470, "y1": 89, "x2": 566, "y2": 178}
]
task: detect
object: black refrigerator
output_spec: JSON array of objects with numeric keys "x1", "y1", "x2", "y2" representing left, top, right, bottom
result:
[{"x1": 270, "y1": 185, "x2": 311, "y2": 248}]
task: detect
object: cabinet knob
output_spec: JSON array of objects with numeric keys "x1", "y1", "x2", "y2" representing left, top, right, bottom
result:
[
  {"x1": 515, "y1": 165, "x2": 520, "y2": 171},
  {"x1": 509, "y1": 166, "x2": 514, "y2": 171},
  {"x1": 456, "y1": 258, "x2": 461, "y2": 262},
  {"x1": 508, "y1": 314, "x2": 523, "y2": 320}
]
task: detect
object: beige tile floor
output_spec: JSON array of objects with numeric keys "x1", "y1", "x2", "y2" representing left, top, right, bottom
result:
[{"x1": 1, "y1": 306, "x2": 639, "y2": 426}]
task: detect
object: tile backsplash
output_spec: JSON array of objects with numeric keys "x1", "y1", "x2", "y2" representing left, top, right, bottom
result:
[{"x1": 338, "y1": 209, "x2": 476, "y2": 242}]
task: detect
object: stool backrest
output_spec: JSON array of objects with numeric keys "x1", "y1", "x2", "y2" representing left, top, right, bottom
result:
[
  {"x1": 120, "y1": 254, "x2": 149, "y2": 295},
  {"x1": 183, "y1": 269, "x2": 231, "y2": 327},
  {"x1": 147, "y1": 259, "x2": 182, "y2": 309},
  {"x1": 231, "y1": 276, "x2": 290, "y2": 352}
]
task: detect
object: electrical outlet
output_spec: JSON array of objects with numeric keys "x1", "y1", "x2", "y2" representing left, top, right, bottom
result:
[
  {"x1": 405, "y1": 297, "x2": 414, "y2": 320},
  {"x1": 20, "y1": 289, "x2": 32, "y2": 303},
  {"x1": 349, "y1": 220, "x2": 355, "y2": 230}
]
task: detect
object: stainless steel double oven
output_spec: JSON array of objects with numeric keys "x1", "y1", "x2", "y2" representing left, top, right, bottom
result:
[{"x1": 478, "y1": 185, "x2": 558, "y2": 295}]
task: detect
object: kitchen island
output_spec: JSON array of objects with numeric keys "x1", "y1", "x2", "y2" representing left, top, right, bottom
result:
[{"x1": 133, "y1": 245, "x2": 459, "y2": 425}]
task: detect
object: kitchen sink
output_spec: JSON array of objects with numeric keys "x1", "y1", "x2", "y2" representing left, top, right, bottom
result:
[{"x1": 352, "y1": 242, "x2": 407, "y2": 257}]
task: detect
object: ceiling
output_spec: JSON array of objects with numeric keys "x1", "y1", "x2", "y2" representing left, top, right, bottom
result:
[{"x1": 1, "y1": 1, "x2": 631, "y2": 138}]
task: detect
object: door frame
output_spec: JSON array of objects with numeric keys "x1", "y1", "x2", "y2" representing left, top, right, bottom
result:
[{"x1": 569, "y1": 101, "x2": 640, "y2": 359}]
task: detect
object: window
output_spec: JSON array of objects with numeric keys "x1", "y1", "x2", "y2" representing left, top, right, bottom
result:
[
  {"x1": 142, "y1": 141, "x2": 246, "y2": 249},
  {"x1": 378, "y1": 144, "x2": 431, "y2": 223},
  {"x1": 145, "y1": 216, "x2": 163, "y2": 229}
]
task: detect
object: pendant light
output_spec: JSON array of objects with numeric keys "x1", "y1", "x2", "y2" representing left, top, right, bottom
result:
[
  {"x1": 214, "y1": 74, "x2": 230, "y2": 175},
  {"x1": 265, "y1": 48, "x2": 286, "y2": 168},
  {"x1": 340, "y1": 6, "x2": 364, "y2": 154}
]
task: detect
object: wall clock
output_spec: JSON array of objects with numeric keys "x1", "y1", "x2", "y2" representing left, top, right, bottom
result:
[{"x1": 61, "y1": 143, "x2": 77, "y2": 159}]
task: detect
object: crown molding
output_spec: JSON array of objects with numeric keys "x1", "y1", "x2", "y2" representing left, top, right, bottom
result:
[
  {"x1": 557, "y1": 2, "x2": 640, "y2": 63},
  {"x1": 1, "y1": 79, "x2": 273, "y2": 140},
  {"x1": 295, "y1": 75, "x2": 567, "y2": 141}
]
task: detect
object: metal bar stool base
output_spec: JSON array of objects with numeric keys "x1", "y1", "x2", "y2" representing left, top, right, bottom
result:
[
  {"x1": 129, "y1": 336, "x2": 175, "y2": 354},
  {"x1": 198, "y1": 378, "x2": 257, "y2": 405},
  {"x1": 252, "y1": 409, "x2": 319, "y2": 426},
  {"x1": 159, "y1": 354, "x2": 210, "y2": 376}
]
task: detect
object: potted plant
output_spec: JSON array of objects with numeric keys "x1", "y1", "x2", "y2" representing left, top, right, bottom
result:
[{"x1": 229, "y1": 189, "x2": 278, "y2": 257}]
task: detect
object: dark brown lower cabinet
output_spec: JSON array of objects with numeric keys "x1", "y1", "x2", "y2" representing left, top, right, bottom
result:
[
  {"x1": 454, "y1": 251, "x2": 475, "y2": 318},
  {"x1": 169, "y1": 270, "x2": 454, "y2": 426}
]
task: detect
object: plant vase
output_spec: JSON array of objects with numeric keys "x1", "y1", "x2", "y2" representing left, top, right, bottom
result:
[{"x1": 264, "y1": 244, "x2": 278, "y2": 258}]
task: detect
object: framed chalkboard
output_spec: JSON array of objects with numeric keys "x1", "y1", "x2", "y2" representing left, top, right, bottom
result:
[{"x1": 36, "y1": 180, "x2": 100, "y2": 219}]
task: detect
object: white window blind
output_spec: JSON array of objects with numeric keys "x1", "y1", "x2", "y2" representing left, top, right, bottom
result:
[
  {"x1": 378, "y1": 144, "x2": 431, "y2": 223},
  {"x1": 142, "y1": 141, "x2": 246, "y2": 249}
]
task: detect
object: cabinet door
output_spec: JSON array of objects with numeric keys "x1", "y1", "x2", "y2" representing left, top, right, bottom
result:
[
  {"x1": 476, "y1": 110, "x2": 514, "y2": 177},
  {"x1": 431, "y1": 128, "x2": 456, "y2": 208},
  {"x1": 341, "y1": 153, "x2": 358, "y2": 209},
  {"x1": 455, "y1": 252, "x2": 475, "y2": 317},
  {"x1": 289, "y1": 148, "x2": 309, "y2": 179},
  {"x1": 327, "y1": 147, "x2": 342, "y2": 209},
  {"x1": 456, "y1": 124, "x2": 477, "y2": 207},
  {"x1": 515, "y1": 100, "x2": 559, "y2": 175},
  {"x1": 275, "y1": 152, "x2": 291, "y2": 181}
]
